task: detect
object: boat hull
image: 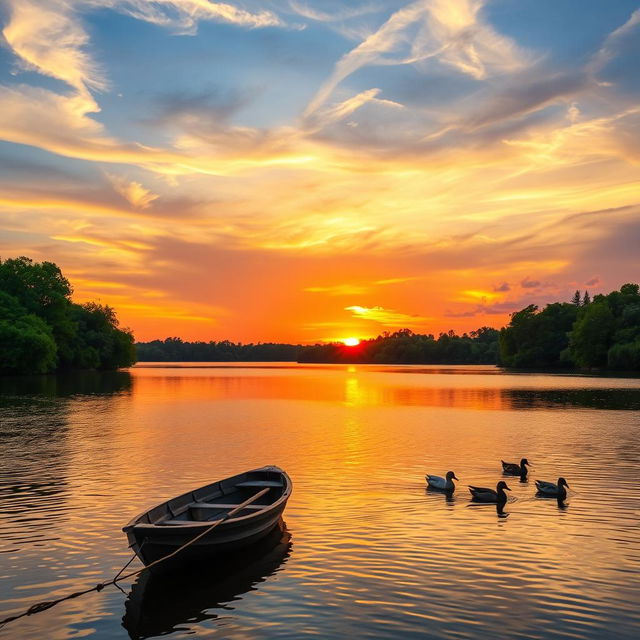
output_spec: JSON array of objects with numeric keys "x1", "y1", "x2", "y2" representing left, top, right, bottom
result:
[
  {"x1": 123, "y1": 466, "x2": 292, "y2": 573},
  {"x1": 128, "y1": 504, "x2": 286, "y2": 571}
]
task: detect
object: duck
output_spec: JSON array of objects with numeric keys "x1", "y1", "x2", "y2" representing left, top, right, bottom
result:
[
  {"x1": 535, "y1": 477, "x2": 569, "y2": 500},
  {"x1": 501, "y1": 458, "x2": 530, "y2": 476},
  {"x1": 469, "y1": 481, "x2": 511, "y2": 504},
  {"x1": 426, "y1": 471, "x2": 459, "y2": 492}
]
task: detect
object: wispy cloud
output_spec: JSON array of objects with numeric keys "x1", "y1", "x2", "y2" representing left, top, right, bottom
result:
[
  {"x1": 304, "y1": 88, "x2": 404, "y2": 130},
  {"x1": 0, "y1": 85, "x2": 169, "y2": 166},
  {"x1": 305, "y1": 284, "x2": 370, "y2": 296},
  {"x1": 520, "y1": 276, "x2": 540, "y2": 289},
  {"x1": 304, "y1": 0, "x2": 529, "y2": 118},
  {"x1": 444, "y1": 300, "x2": 524, "y2": 318},
  {"x1": 3, "y1": 0, "x2": 105, "y2": 94},
  {"x1": 89, "y1": 0, "x2": 284, "y2": 33},
  {"x1": 346, "y1": 305, "x2": 431, "y2": 327},
  {"x1": 589, "y1": 8, "x2": 640, "y2": 74},
  {"x1": 107, "y1": 174, "x2": 159, "y2": 209},
  {"x1": 303, "y1": 1, "x2": 430, "y2": 118},
  {"x1": 288, "y1": 1, "x2": 380, "y2": 24}
]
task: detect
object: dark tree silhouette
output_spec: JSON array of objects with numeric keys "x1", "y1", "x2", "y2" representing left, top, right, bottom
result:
[{"x1": 137, "y1": 328, "x2": 501, "y2": 365}]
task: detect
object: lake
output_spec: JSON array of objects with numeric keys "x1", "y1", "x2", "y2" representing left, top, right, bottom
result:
[{"x1": 1, "y1": 364, "x2": 639, "y2": 639}]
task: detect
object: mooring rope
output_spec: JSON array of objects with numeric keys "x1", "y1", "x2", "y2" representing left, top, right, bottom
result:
[{"x1": 0, "y1": 488, "x2": 269, "y2": 630}]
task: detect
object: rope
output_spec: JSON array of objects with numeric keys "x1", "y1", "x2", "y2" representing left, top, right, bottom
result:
[
  {"x1": 0, "y1": 488, "x2": 270, "y2": 630},
  {"x1": 112, "y1": 546, "x2": 140, "y2": 583}
]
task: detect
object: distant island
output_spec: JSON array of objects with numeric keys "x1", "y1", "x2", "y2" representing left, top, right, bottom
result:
[
  {"x1": 0, "y1": 257, "x2": 135, "y2": 374},
  {"x1": 2, "y1": 257, "x2": 638, "y2": 374}
]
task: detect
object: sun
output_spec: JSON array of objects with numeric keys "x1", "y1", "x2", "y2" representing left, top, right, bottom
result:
[{"x1": 342, "y1": 337, "x2": 361, "y2": 347}]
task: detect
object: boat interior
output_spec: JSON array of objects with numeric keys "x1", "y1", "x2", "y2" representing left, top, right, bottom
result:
[{"x1": 138, "y1": 469, "x2": 287, "y2": 526}]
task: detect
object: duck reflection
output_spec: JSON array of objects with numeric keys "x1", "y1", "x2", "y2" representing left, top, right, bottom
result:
[
  {"x1": 122, "y1": 521, "x2": 291, "y2": 639},
  {"x1": 425, "y1": 486, "x2": 456, "y2": 503}
]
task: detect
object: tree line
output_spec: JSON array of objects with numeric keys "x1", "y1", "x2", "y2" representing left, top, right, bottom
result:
[
  {"x1": 136, "y1": 327, "x2": 500, "y2": 365},
  {"x1": 0, "y1": 257, "x2": 136, "y2": 374},
  {"x1": 499, "y1": 283, "x2": 640, "y2": 370},
  {"x1": 136, "y1": 338, "x2": 299, "y2": 362},
  {"x1": 296, "y1": 327, "x2": 500, "y2": 364}
]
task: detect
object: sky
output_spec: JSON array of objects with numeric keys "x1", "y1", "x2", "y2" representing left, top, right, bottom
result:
[{"x1": 0, "y1": 0, "x2": 639, "y2": 343}]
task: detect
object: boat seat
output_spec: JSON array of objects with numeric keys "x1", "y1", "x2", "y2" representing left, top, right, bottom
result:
[
  {"x1": 235, "y1": 480, "x2": 283, "y2": 488},
  {"x1": 190, "y1": 502, "x2": 265, "y2": 510},
  {"x1": 159, "y1": 515, "x2": 231, "y2": 525}
]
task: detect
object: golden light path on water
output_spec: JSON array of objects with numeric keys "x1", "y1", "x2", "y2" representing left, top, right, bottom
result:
[{"x1": 0, "y1": 364, "x2": 639, "y2": 639}]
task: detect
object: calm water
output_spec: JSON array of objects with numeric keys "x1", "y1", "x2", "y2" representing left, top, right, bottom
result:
[{"x1": 1, "y1": 364, "x2": 639, "y2": 639}]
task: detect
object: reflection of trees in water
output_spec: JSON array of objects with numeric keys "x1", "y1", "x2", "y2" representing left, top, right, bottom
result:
[
  {"x1": 391, "y1": 386, "x2": 640, "y2": 410},
  {"x1": 0, "y1": 371, "x2": 133, "y2": 549},
  {"x1": 122, "y1": 522, "x2": 292, "y2": 640},
  {"x1": 505, "y1": 388, "x2": 640, "y2": 410},
  {"x1": 0, "y1": 370, "x2": 132, "y2": 398}
]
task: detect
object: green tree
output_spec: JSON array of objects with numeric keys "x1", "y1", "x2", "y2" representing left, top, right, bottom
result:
[
  {"x1": 500, "y1": 283, "x2": 640, "y2": 371},
  {"x1": 0, "y1": 256, "x2": 78, "y2": 368},
  {"x1": 620, "y1": 283, "x2": 640, "y2": 296},
  {"x1": 607, "y1": 341, "x2": 640, "y2": 370},
  {"x1": 0, "y1": 256, "x2": 72, "y2": 312},
  {"x1": 499, "y1": 303, "x2": 578, "y2": 368},
  {"x1": 571, "y1": 290, "x2": 581, "y2": 305},
  {"x1": 0, "y1": 292, "x2": 57, "y2": 374},
  {"x1": 73, "y1": 303, "x2": 136, "y2": 369},
  {"x1": 569, "y1": 302, "x2": 614, "y2": 368},
  {"x1": 0, "y1": 257, "x2": 135, "y2": 374}
]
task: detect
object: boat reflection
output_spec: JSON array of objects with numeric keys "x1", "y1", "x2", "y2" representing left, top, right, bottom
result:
[{"x1": 122, "y1": 521, "x2": 292, "y2": 639}]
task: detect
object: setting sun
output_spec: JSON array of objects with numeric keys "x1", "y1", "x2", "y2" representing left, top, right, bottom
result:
[{"x1": 343, "y1": 337, "x2": 361, "y2": 347}]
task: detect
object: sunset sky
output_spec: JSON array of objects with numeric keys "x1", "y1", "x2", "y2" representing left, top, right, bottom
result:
[{"x1": 0, "y1": 0, "x2": 638, "y2": 343}]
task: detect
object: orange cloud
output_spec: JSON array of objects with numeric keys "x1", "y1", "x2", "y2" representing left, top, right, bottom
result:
[
  {"x1": 305, "y1": 284, "x2": 370, "y2": 296},
  {"x1": 345, "y1": 305, "x2": 432, "y2": 327}
]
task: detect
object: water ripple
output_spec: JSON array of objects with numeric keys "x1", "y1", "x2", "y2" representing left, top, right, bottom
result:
[{"x1": 1, "y1": 365, "x2": 639, "y2": 639}]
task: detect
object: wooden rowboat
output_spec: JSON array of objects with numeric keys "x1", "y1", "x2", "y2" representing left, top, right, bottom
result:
[{"x1": 123, "y1": 465, "x2": 292, "y2": 572}]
